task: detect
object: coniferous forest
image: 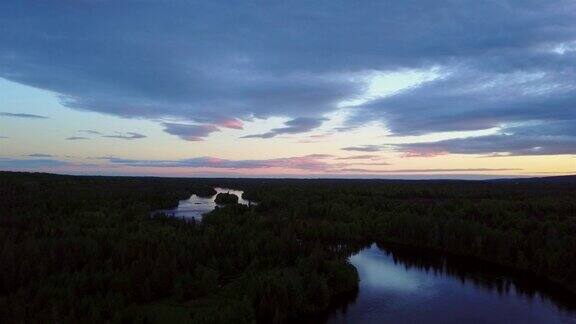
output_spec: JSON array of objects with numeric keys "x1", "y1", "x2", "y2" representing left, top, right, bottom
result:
[{"x1": 1, "y1": 171, "x2": 576, "y2": 323}]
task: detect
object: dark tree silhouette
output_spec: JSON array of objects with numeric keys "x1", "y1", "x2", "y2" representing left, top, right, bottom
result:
[{"x1": 215, "y1": 192, "x2": 239, "y2": 205}]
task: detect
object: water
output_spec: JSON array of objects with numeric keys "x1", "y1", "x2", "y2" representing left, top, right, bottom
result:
[
  {"x1": 328, "y1": 244, "x2": 576, "y2": 324},
  {"x1": 158, "y1": 187, "x2": 250, "y2": 220}
]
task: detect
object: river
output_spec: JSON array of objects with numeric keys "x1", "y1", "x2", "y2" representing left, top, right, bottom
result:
[
  {"x1": 158, "y1": 187, "x2": 251, "y2": 220},
  {"x1": 327, "y1": 243, "x2": 576, "y2": 323}
]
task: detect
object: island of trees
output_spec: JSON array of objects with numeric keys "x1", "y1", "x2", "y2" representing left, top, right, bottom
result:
[
  {"x1": 0, "y1": 172, "x2": 575, "y2": 323},
  {"x1": 214, "y1": 192, "x2": 239, "y2": 205}
]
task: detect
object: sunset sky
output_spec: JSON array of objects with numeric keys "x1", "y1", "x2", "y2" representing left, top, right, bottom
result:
[{"x1": 1, "y1": 1, "x2": 575, "y2": 178}]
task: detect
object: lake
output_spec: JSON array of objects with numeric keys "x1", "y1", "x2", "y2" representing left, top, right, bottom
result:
[
  {"x1": 327, "y1": 243, "x2": 576, "y2": 324},
  {"x1": 158, "y1": 187, "x2": 250, "y2": 220}
]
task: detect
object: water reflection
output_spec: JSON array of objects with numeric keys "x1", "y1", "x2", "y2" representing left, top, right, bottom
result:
[
  {"x1": 327, "y1": 243, "x2": 576, "y2": 324},
  {"x1": 157, "y1": 187, "x2": 250, "y2": 220},
  {"x1": 351, "y1": 250, "x2": 427, "y2": 293}
]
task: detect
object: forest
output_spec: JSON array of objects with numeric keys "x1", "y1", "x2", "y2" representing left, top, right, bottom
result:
[{"x1": 1, "y1": 171, "x2": 575, "y2": 323}]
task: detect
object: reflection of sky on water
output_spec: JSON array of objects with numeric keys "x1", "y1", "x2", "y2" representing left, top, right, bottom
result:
[
  {"x1": 328, "y1": 244, "x2": 576, "y2": 324},
  {"x1": 351, "y1": 245, "x2": 431, "y2": 294},
  {"x1": 158, "y1": 187, "x2": 250, "y2": 220}
]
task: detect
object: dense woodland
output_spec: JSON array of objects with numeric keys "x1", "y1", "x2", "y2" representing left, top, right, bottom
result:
[{"x1": 1, "y1": 172, "x2": 575, "y2": 323}]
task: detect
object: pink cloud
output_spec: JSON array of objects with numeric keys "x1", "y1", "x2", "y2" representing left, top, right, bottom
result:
[{"x1": 217, "y1": 118, "x2": 244, "y2": 129}]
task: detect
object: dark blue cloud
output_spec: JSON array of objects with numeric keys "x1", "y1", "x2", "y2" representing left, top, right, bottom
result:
[
  {"x1": 341, "y1": 145, "x2": 383, "y2": 152},
  {"x1": 79, "y1": 130, "x2": 102, "y2": 135},
  {"x1": 0, "y1": 158, "x2": 67, "y2": 169},
  {"x1": 389, "y1": 121, "x2": 576, "y2": 156},
  {"x1": 27, "y1": 153, "x2": 54, "y2": 158},
  {"x1": 66, "y1": 136, "x2": 89, "y2": 140},
  {"x1": 393, "y1": 134, "x2": 576, "y2": 157},
  {"x1": 162, "y1": 123, "x2": 219, "y2": 141},
  {"x1": 350, "y1": 69, "x2": 576, "y2": 136},
  {"x1": 74, "y1": 130, "x2": 145, "y2": 140},
  {"x1": 346, "y1": 120, "x2": 576, "y2": 156},
  {"x1": 242, "y1": 117, "x2": 327, "y2": 138},
  {"x1": 102, "y1": 132, "x2": 146, "y2": 140},
  {"x1": 1, "y1": 0, "x2": 576, "y2": 146},
  {"x1": 1, "y1": 112, "x2": 48, "y2": 119}
]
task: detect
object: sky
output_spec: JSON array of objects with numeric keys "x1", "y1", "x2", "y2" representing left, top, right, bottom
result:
[{"x1": 1, "y1": 0, "x2": 575, "y2": 178}]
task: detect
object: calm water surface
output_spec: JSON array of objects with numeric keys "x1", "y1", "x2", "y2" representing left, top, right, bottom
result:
[
  {"x1": 159, "y1": 187, "x2": 250, "y2": 220},
  {"x1": 328, "y1": 244, "x2": 576, "y2": 324}
]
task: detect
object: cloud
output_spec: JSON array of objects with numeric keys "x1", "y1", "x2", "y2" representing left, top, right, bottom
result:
[
  {"x1": 243, "y1": 117, "x2": 327, "y2": 139},
  {"x1": 66, "y1": 136, "x2": 89, "y2": 140},
  {"x1": 163, "y1": 123, "x2": 219, "y2": 141},
  {"x1": 352, "y1": 162, "x2": 391, "y2": 166},
  {"x1": 336, "y1": 155, "x2": 380, "y2": 160},
  {"x1": 27, "y1": 153, "x2": 54, "y2": 158},
  {"x1": 395, "y1": 134, "x2": 576, "y2": 157},
  {"x1": 1, "y1": 1, "x2": 576, "y2": 146},
  {"x1": 341, "y1": 145, "x2": 383, "y2": 152},
  {"x1": 391, "y1": 121, "x2": 576, "y2": 156},
  {"x1": 340, "y1": 168, "x2": 521, "y2": 173},
  {"x1": 0, "y1": 112, "x2": 48, "y2": 119},
  {"x1": 104, "y1": 155, "x2": 334, "y2": 172},
  {"x1": 0, "y1": 158, "x2": 68, "y2": 168},
  {"x1": 303, "y1": 154, "x2": 333, "y2": 159},
  {"x1": 216, "y1": 118, "x2": 243, "y2": 130},
  {"x1": 350, "y1": 69, "x2": 576, "y2": 136},
  {"x1": 0, "y1": 1, "x2": 363, "y2": 138},
  {"x1": 79, "y1": 130, "x2": 102, "y2": 135},
  {"x1": 102, "y1": 132, "x2": 146, "y2": 140},
  {"x1": 0, "y1": 136, "x2": 8, "y2": 139},
  {"x1": 76, "y1": 129, "x2": 146, "y2": 140},
  {"x1": 101, "y1": 153, "x2": 395, "y2": 174},
  {"x1": 295, "y1": 133, "x2": 333, "y2": 143}
]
